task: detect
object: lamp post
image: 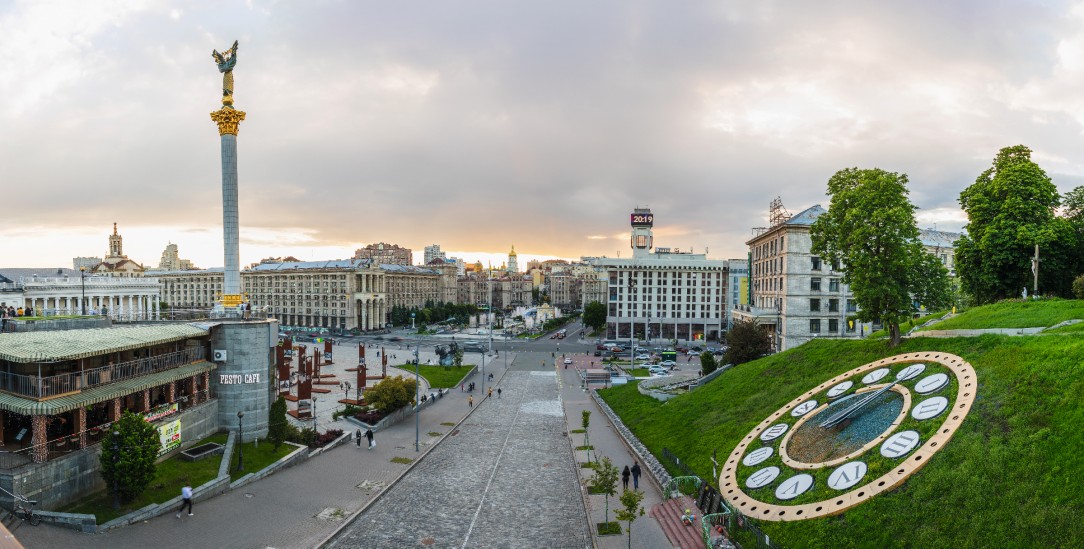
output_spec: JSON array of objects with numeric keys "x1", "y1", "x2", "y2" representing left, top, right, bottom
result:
[
  {"x1": 236, "y1": 410, "x2": 245, "y2": 472},
  {"x1": 80, "y1": 266, "x2": 87, "y2": 316},
  {"x1": 311, "y1": 396, "x2": 318, "y2": 445},
  {"x1": 411, "y1": 312, "x2": 415, "y2": 330},
  {"x1": 414, "y1": 345, "x2": 420, "y2": 452},
  {"x1": 111, "y1": 430, "x2": 120, "y2": 510},
  {"x1": 627, "y1": 273, "x2": 636, "y2": 364}
]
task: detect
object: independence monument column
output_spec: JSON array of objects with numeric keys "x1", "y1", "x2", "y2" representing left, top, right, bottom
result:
[{"x1": 210, "y1": 40, "x2": 246, "y2": 310}]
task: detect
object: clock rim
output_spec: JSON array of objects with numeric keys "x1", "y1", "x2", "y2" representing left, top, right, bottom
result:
[{"x1": 720, "y1": 352, "x2": 977, "y2": 522}]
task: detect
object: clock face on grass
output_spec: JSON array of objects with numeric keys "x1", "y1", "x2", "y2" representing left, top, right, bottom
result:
[{"x1": 720, "y1": 352, "x2": 976, "y2": 521}]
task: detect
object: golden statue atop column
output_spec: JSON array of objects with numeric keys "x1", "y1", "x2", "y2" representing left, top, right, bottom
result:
[{"x1": 210, "y1": 40, "x2": 246, "y2": 136}]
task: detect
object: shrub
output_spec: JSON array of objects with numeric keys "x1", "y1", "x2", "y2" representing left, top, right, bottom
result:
[
  {"x1": 366, "y1": 376, "x2": 418, "y2": 413},
  {"x1": 1073, "y1": 274, "x2": 1084, "y2": 299},
  {"x1": 268, "y1": 397, "x2": 288, "y2": 450},
  {"x1": 99, "y1": 411, "x2": 160, "y2": 503}
]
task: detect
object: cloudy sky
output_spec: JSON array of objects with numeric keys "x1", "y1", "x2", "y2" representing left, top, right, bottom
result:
[{"x1": 4, "y1": 0, "x2": 1084, "y2": 270}]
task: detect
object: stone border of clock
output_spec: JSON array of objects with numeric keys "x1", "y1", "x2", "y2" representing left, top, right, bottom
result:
[
  {"x1": 778, "y1": 384, "x2": 912, "y2": 470},
  {"x1": 720, "y1": 352, "x2": 977, "y2": 522}
]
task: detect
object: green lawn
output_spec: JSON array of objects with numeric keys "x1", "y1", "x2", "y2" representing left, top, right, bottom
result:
[
  {"x1": 1046, "y1": 321, "x2": 1084, "y2": 334},
  {"x1": 625, "y1": 368, "x2": 650, "y2": 377},
  {"x1": 60, "y1": 433, "x2": 228, "y2": 524},
  {"x1": 919, "y1": 299, "x2": 1084, "y2": 330},
  {"x1": 600, "y1": 334, "x2": 1084, "y2": 548},
  {"x1": 229, "y1": 438, "x2": 299, "y2": 481},
  {"x1": 413, "y1": 365, "x2": 475, "y2": 388}
]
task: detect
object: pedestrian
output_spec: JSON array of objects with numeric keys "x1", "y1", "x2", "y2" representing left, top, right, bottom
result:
[
  {"x1": 488, "y1": 387, "x2": 493, "y2": 398},
  {"x1": 622, "y1": 465, "x2": 631, "y2": 491},
  {"x1": 365, "y1": 428, "x2": 374, "y2": 449},
  {"x1": 468, "y1": 395, "x2": 473, "y2": 408},
  {"x1": 497, "y1": 387, "x2": 502, "y2": 399},
  {"x1": 460, "y1": 382, "x2": 464, "y2": 391},
  {"x1": 631, "y1": 462, "x2": 642, "y2": 489},
  {"x1": 355, "y1": 428, "x2": 362, "y2": 448},
  {"x1": 175, "y1": 483, "x2": 193, "y2": 518}
]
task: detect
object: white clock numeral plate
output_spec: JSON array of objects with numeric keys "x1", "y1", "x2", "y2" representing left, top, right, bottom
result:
[
  {"x1": 896, "y1": 363, "x2": 926, "y2": 381},
  {"x1": 760, "y1": 423, "x2": 789, "y2": 442},
  {"x1": 791, "y1": 400, "x2": 819, "y2": 417},
  {"x1": 826, "y1": 381, "x2": 853, "y2": 398},
  {"x1": 914, "y1": 373, "x2": 949, "y2": 394},
  {"x1": 862, "y1": 368, "x2": 890, "y2": 385},
  {"x1": 775, "y1": 473, "x2": 814, "y2": 500},
  {"x1": 880, "y1": 430, "x2": 921, "y2": 458},
  {"x1": 827, "y1": 461, "x2": 868, "y2": 491},
  {"x1": 911, "y1": 396, "x2": 949, "y2": 420},
  {"x1": 746, "y1": 466, "x2": 780, "y2": 489},
  {"x1": 743, "y1": 446, "x2": 774, "y2": 467}
]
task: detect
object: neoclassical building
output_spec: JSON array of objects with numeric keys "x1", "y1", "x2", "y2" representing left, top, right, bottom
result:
[{"x1": 0, "y1": 269, "x2": 161, "y2": 320}]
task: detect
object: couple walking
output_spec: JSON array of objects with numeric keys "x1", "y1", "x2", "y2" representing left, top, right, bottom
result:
[
  {"x1": 355, "y1": 428, "x2": 375, "y2": 449},
  {"x1": 621, "y1": 462, "x2": 642, "y2": 491}
]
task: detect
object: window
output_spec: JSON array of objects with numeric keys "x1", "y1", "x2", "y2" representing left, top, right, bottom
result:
[
  {"x1": 829, "y1": 319, "x2": 839, "y2": 333},
  {"x1": 828, "y1": 299, "x2": 839, "y2": 313},
  {"x1": 809, "y1": 298, "x2": 820, "y2": 312},
  {"x1": 829, "y1": 278, "x2": 840, "y2": 292},
  {"x1": 811, "y1": 256, "x2": 822, "y2": 270},
  {"x1": 809, "y1": 319, "x2": 821, "y2": 333},
  {"x1": 832, "y1": 259, "x2": 841, "y2": 271},
  {"x1": 811, "y1": 277, "x2": 821, "y2": 291},
  {"x1": 846, "y1": 299, "x2": 857, "y2": 313}
]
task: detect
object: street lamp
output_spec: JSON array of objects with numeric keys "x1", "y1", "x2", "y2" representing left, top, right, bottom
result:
[
  {"x1": 80, "y1": 266, "x2": 87, "y2": 316},
  {"x1": 627, "y1": 273, "x2": 636, "y2": 363},
  {"x1": 411, "y1": 312, "x2": 416, "y2": 330},
  {"x1": 414, "y1": 345, "x2": 420, "y2": 452},
  {"x1": 311, "y1": 396, "x2": 318, "y2": 445},
  {"x1": 236, "y1": 410, "x2": 245, "y2": 472}
]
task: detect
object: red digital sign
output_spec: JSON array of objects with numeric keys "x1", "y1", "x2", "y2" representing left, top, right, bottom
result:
[{"x1": 631, "y1": 213, "x2": 654, "y2": 226}]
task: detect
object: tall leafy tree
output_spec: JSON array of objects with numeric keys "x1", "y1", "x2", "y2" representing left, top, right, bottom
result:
[
  {"x1": 99, "y1": 411, "x2": 160, "y2": 503},
  {"x1": 955, "y1": 145, "x2": 1065, "y2": 302},
  {"x1": 724, "y1": 319, "x2": 772, "y2": 365},
  {"x1": 582, "y1": 301, "x2": 607, "y2": 334},
  {"x1": 268, "y1": 396, "x2": 288, "y2": 450},
  {"x1": 811, "y1": 167, "x2": 952, "y2": 347}
]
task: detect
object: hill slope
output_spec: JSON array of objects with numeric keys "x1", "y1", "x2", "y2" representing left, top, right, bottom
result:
[{"x1": 600, "y1": 335, "x2": 1084, "y2": 548}]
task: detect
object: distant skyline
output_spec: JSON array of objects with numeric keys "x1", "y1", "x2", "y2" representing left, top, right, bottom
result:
[{"x1": 5, "y1": 2, "x2": 1084, "y2": 268}]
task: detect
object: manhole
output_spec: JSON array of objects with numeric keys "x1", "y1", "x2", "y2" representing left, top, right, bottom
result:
[{"x1": 420, "y1": 537, "x2": 436, "y2": 545}]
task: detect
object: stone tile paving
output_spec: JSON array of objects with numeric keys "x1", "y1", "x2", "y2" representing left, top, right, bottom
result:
[{"x1": 324, "y1": 358, "x2": 589, "y2": 549}]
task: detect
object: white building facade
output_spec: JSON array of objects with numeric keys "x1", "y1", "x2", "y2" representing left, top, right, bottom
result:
[{"x1": 1, "y1": 273, "x2": 161, "y2": 320}]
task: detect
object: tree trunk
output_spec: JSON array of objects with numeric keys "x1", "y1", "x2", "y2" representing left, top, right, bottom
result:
[{"x1": 888, "y1": 322, "x2": 902, "y2": 347}]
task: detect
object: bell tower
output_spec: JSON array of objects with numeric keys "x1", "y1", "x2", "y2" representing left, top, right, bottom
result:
[{"x1": 107, "y1": 222, "x2": 125, "y2": 259}]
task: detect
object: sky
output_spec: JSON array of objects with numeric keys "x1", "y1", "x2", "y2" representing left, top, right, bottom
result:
[{"x1": 4, "y1": 0, "x2": 1084, "y2": 270}]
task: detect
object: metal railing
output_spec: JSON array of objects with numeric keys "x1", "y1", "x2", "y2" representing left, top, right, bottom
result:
[{"x1": 0, "y1": 347, "x2": 205, "y2": 399}]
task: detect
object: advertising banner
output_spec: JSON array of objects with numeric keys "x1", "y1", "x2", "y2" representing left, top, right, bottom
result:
[{"x1": 158, "y1": 419, "x2": 182, "y2": 456}]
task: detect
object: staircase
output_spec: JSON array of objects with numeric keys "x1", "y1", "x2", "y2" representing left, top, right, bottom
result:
[{"x1": 650, "y1": 495, "x2": 703, "y2": 549}]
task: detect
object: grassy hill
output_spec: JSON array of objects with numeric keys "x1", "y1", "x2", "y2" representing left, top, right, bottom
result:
[
  {"x1": 918, "y1": 298, "x2": 1084, "y2": 330},
  {"x1": 599, "y1": 332, "x2": 1084, "y2": 548}
]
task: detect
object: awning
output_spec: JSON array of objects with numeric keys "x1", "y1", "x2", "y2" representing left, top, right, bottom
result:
[
  {"x1": 0, "y1": 324, "x2": 209, "y2": 363},
  {"x1": 0, "y1": 361, "x2": 216, "y2": 416}
]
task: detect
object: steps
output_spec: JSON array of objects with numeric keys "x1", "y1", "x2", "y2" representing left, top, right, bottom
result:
[{"x1": 650, "y1": 496, "x2": 704, "y2": 549}]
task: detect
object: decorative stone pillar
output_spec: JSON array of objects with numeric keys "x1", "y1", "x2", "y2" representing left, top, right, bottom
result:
[
  {"x1": 190, "y1": 376, "x2": 199, "y2": 405},
  {"x1": 109, "y1": 397, "x2": 121, "y2": 422},
  {"x1": 211, "y1": 104, "x2": 247, "y2": 299},
  {"x1": 75, "y1": 407, "x2": 87, "y2": 449},
  {"x1": 167, "y1": 380, "x2": 176, "y2": 403},
  {"x1": 202, "y1": 371, "x2": 211, "y2": 400},
  {"x1": 142, "y1": 389, "x2": 151, "y2": 412},
  {"x1": 30, "y1": 415, "x2": 48, "y2": 463}
]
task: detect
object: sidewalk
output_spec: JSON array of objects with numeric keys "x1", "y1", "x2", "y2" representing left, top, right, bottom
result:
[
  {"x1": 559, "y1": 360, "x2": 674, "y2": 549},
  {"x1": 14, "y1": 351, "x2": 514, "y2": 549}
]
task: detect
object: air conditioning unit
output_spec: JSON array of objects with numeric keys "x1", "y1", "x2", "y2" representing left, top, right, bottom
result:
[{"x1": 213, "y1": 350, "x2": 228, "y2": 362}]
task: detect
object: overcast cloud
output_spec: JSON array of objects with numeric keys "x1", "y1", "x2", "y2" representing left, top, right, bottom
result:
[{"x1": 3, "y1": 0, "x2": 1084, "y2": 269}]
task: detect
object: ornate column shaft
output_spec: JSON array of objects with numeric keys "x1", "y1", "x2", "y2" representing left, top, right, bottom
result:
[{"x1": 211, "y1": 107, "x2": 246, "y2": 299}]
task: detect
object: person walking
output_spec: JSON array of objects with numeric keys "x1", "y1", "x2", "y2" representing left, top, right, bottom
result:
[
  {"x1": 631, "y1": 462, "x2": 642, "y2": 489},
  {"x1": 365, "y1": 428, "x2": 374, "y2": 450},
  {"x1": 622, "y1": 465, "x2": 631, "y2": 491},
  {"x1": 355, "y1": 428, "x2": 363, "y2": 448},
  {"x1": 468, "y1": 395, "x2": 474, "y2": 408},
  {"x1": 497, "y1": 387, "x2": 502, "y2": 399},
  {"x1": 487, "y1": 387, "x2": 493, "y2": 399},
  {"x1": 176, "y1": 484, "x2": 193, "y2": 518}
]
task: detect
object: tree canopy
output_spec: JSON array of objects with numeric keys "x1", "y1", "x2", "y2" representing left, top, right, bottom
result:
[
  {"x1": 955, "y1": 145, "x2": 1080, "y2": 302},
  {"x1": 583, "y1": 301, "x2": 607, "y2": 334},
  {"x1": 810, "y1": 167, "x2": 953, "y2": 347},
  {"x1": 366, "y1": 375, "x2": 418, "y2": 413},
  {"x1": 724, "y1": 318, "x2": 772, "y2": 365},
  {"x1": 99, "y1": 411, "x2": 161, "y2": 503}
]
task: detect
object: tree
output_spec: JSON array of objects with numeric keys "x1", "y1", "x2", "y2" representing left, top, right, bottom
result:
[
  {"x1": 583, "y1": 301, "x2": 607, "y2": 334},
  {"x1": 616, "y1": 488, "x2": 646, "y2": 549},
  {"x1": 724, "y1": 319, "x2": 771, "y2": 365},
  {"x1": 365, "y1": 375, "x2": 418, "y2": 413},
  {"x1": 581, "y1": 410, "x2": 593, "y2": 463},
  {"x1": 700, "y1": 352, "x2": 717, "y2": 375},
  {"x1": 591, "y1": 457, "x2": 620, "y2": 524},
  {"x1": 99, "y1": 411, "x2": 160, "y2": 503},
  {"x1": 956, "y1": 146, "x2": 1070, "y2": 303},
  {"x1": 811, "y1": 167, "x2": 953, "y2": 347},
  {"x1": 1073, "y1": 274, "x2": 1084, "y2": 300},
  {"x1": 268, "y1": 396, "x2": 288, "y2": 450}
]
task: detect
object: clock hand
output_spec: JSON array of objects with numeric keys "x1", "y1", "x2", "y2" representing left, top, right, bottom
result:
[{"x1": 820, "y1": 381, "x2": 898, "y2": 428}]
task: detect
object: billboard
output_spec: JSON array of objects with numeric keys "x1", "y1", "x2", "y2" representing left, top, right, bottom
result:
[{"x1": 158, "y1": 420, "x2": 182, "y2": 456}]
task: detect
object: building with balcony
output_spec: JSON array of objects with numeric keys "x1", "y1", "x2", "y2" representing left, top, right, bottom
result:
[{"x1": 0, "y1": 269, "x2": 162, "y2": 321}]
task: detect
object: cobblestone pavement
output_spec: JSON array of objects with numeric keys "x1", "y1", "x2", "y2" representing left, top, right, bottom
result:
[{"x1": 324, "y1": 353, "x2": 589, "y2": 549}]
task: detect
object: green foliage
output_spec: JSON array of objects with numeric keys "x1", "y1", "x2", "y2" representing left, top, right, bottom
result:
[
  {"x1": 581, "y1": 409, "x2": 591, "y2": 431},
  {"x1": 917, "y1": 298, "x2": 1084, "y2": 330},
  {"x1": 388, "y1": 301, "x2": 478, "y2": 327},
  {"x1": 811, "y1": 167, "x2": 952, "y2": 346},
  {"x1": 390, "y1": 456, "x2": 413, "y2": 464},
  {"x1": 599, "y1": 332, "x2": 1084, "y2": 548},
  {"x1": 268, "y1": 397, "x2": 288, "y2": 450},
  {"x1": 229, "y1": 438, "x2": 296, "y2": 481},
  {"x1": 415, "y1": 365, "x2": 474, "y2": 388},
  {"x1": 453, "y1": 347, "x2": 464, "y2": 367},
  {"x1": 724, "y1": 318, "x2": 771, "y2": 365},
  {"x1": 700, "y1": 352, "x2": 717, "y2": 374},
  {"x1": 331, "y1": 404, "x2": 364, "y2": 421},
  {"x1": 1073, "y1": 275, "x2": 1084, "y2": 300},
  {"x1": 615, "y1": 489, "x2": 645, "y2": 549},
  {"x1": 596, "y1": 521, "x2": 621, "y2": 536},
  {"x1": 956, "y1": 145, "x2": 1080, "y2": 303},
  {"x1": 591, "y1": 456, "x2": 620, "y2": 523},
  {"x1": 366, "y1": 375, "x2": 418, "y2": 413},
  {"x1": 583, "y1": 301, "x2": 607, "y2": 333},
  {"x1": 99, "y1": 411, "x2": 161, "y2": 503}
]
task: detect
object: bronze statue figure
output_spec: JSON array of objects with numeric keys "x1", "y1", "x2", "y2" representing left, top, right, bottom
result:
[{"x1": 212, "y1": 40, "x2": 239, "y2": 105}]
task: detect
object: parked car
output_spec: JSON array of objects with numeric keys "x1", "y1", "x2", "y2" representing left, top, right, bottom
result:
[
  {"x1": 635, "y1": 354, "x2": 650, "y2": 361},
  {"x1": 648, "y1": 366, "x2": 669, "y2": 376},
  {"x1": 660, "y1": 360, "x2": 676, "y2": 367},
  {"x1": 563, "y1": 358, "x2": 573, "y2": 365}
]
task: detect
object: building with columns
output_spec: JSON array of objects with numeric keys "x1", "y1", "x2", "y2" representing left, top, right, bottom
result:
[{"x1": 0, "y1": 268, "x2": 161, "y2": 320}]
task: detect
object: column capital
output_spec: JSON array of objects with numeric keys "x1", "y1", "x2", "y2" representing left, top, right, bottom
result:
[{"x1": 210, "y1": 107, "x2": 247, "y2": 136}]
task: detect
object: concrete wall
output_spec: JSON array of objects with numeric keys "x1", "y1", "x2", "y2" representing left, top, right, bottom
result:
[
  {"x1": 178, "y1": 400, "x2": 220, "y2": 451},
  {"x1": 210, "y1": 321, "x2": 274, "y2": 441}
]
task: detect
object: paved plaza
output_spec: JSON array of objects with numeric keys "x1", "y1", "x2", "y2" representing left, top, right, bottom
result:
[{"x1": 324, "y1": 355, "x2": 590, "y2": 548}]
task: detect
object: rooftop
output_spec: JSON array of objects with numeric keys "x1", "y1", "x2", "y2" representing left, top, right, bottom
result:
[{"x1": 0, "y1": 324, "x2": 209, "y2": 363}]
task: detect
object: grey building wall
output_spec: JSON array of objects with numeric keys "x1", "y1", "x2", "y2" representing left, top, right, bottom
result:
[{"x1": 210, "y1": 321, "x2": 274, "y2": 441}]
